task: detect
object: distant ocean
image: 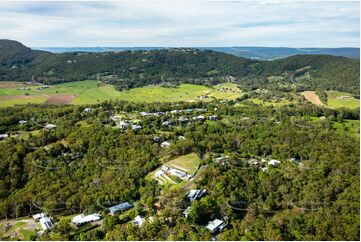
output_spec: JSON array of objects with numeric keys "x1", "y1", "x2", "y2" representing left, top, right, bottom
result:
[{"x1": 33, "y1": 46, "x2": 360, "y2": 60}]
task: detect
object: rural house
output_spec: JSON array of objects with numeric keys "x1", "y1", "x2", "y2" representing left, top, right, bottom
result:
[
  {"x1": 206, "y1": 219, "x2": 227, "y2": 233},
  {"x1": 109, "y1": 202, "x2": 133, "y2": 215}
]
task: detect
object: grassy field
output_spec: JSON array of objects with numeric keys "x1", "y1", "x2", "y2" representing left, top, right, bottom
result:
[
  {"x1": 0, "y1": 81, "x2": 242, "y2": 107},
  {"x1": 166, "y1": 152, "x2": 200, "y2": 175},
  {"x1": 326, "y1": 91, "x2": 359, "y2": 109},
  {"x1": 0, "y1": 96, "x2": 47, "y2": 107}
]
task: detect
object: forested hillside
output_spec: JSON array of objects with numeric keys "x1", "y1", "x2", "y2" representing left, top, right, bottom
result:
[
  {"x1": 0, "y1": 40, "x2": 359, "y2": 94},
  {"x1": 0, "y1": 100, "x2": 359, "y2": 240}
]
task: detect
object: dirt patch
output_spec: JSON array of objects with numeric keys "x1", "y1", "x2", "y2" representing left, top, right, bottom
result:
[
  {"x1": 301, "y1": 91, "x2": 324, "y2": 106},
  {"x1": 45, "y1": 94, "x2": 75, "y2": 105}
]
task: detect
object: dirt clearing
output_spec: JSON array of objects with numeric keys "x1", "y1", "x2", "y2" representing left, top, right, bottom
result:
[
  {"x1": 45, "y1": 94, "x2": 75, "y2": 105},
  {"x1": 301, "y1": 91, "x2": 324, "y2": 106}
]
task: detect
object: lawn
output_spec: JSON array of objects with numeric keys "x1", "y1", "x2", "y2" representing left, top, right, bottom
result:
[
  {"x1": 167, "y1": 152, "x2": 201, "y2": 175},
  {"x1": 326, "y1": 91, "x2": 359, "y2": 109}
]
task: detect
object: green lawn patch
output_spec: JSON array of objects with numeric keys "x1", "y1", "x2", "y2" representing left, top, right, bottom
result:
[{"x1": 326, "y1": 91, "x2": 359, "y2": 109}]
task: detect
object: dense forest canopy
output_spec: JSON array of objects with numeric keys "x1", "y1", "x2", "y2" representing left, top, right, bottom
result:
[
  {"x1": 0, "y1": 39, "x2": 359, "y2": 94},
  {"x1": 0, "y1": 99, "x2": 359, "y2": 240}
]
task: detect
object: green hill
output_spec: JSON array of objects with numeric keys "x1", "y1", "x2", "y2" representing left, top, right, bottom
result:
[{"x1": 0, "y1": 40, "x2": 359, "y2": 94}]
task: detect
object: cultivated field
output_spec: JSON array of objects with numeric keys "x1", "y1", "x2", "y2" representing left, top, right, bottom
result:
[
  {"x1": 326, "y1": 91, "x2": 360, "y2": 109},
  {"x1": 0, "y1": 81, "x2": 242, "y2": 107}
]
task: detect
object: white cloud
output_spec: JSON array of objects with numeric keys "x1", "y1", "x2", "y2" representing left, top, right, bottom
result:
[{"x1": 0, "y1": 1, "x2": 359, "y2": 47}]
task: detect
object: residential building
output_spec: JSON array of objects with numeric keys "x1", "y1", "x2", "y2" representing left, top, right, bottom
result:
[
  {"x1": 44, "y1": 124, "x2": 57, "y2": 129},
  {"x1": 109, "y1": 202, "x2": 133, "y2": 215},
  {"x1": 131, "y1": 215, "x2": 145, "y2": 227},
  {"x1": 161, "y1": 141, "x2": 171, "y2": 148},
  {"x1": 268, "y1": 159, "x2": 281, "y2": 166},
  {"x1": 39, "y1": 216, "x2": 54, "y2": 230},
  {"x1": 206, "y1": 219, "x2": 227, "y2": 233},
  {"x1": 71, "y1": 213, "x2": 101, "y2": 226},
  {"x1": 32, "y1": 213, "x2": 46, "y2": 221}
]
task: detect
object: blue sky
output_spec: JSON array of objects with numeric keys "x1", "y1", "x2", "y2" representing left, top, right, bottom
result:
[{"x1": 0, "y1": 0, "x2": 359, "y2": 47}]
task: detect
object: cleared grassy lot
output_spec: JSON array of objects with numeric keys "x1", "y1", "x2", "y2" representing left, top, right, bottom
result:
[
  {"x1": 167, "y1": 152, "x2": 201, "y2": 175},
  {"x1": 326, "y1": 91, "x2": 359, "y2": 109},
  {"x1": 0, "y1": 81, "x2": 242, "y2": 107}
]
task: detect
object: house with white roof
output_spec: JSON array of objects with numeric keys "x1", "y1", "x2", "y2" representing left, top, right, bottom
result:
[
  {"x1": 187, "y1": 189, "x2": 207, "y2": 202},
  {"x1": 32, "y1": 213, "x2": 46, "y2": 221},
  {"x1": 19, "y1": 120, "x2": 27, "y2": 124},
  {"x1": 131, "y1": 124, "x2": 142, "y2": 131},
  {"x1": 39, "y1": 216, "x2": 54, "y2": 231},
  {"x1": 44, "y1": 124, "x2": 56, "y2": 129},
  {"x1": 193, "y1": 115, "x2": 205, "y2": 121},
  {"x1": 109, "y1": 202, "x2": 133, "y2": 215},
  {"x1": 161, "y1": 141, "x2": 171, "y2": 148},
  {"x1": 0, "y1": 134, "x2": 9, "y2": 140},
  {"x1": 268, "y1": 159, "x2": 281, "y2": 166},
  {"x1": 71, "y1": 213, "x2": 101, "y2": 226},
  {"x1": 118, "y1": 121, "x2": 130, "y2": 129},
  {"x1": 206, "y1": 219, "x2": 227, "y2": 233},
  {"x1": 162, "y1": 120, "x2": 173, "y2": 126},
  {"x1": 131, "y1": 215, "x2": 145, "y2": 227}
]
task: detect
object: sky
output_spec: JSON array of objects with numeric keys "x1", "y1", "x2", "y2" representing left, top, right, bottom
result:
[{"x1": 0, "y1": 0, "x2": 359, "y2": 47}]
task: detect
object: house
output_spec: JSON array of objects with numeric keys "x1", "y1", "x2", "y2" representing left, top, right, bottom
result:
[
  {"x1": 162, "y1": 121, "x2": 173, "y2": 126},
  {"x1": 109, "y1": 202, "x2": 133, "y2": 215},
  {"x1": 170, "y1": 110, "x2": 181, "y2": 114},
  {"x1": 182, "y1": 206, "x2": 192, "y2": 218},
  {"x1": 152, "y1": 136, "x2": 161, "y2": 142},
  {"x1": 164, "y1": 166, "x2": 192, "y2": 180},
  {"x1": 208, "y1": 115, "x2": 218, "y2": 120},
  {"x1": 83, "y1": 108, "x2": 92, "y2": 112},
  {"x1": 44, "y1": 124, "x2": 56, "y2": 129},
  {"x1": 39, "y1": 216, "x2": 54, "y2": 230},
  {"x1": 131, "y1": 124, "x2": 142, "y2": 131},
  {"x1": 187, "y1": 189, "x2": 207, "y2": 202},
  {"x1": 193, "y1": 115, "x2": 205, "y2": 121},
  {"x1": 0, "y1": 134, "x2": 9, "y2": 140},
  {"x1": 206, "y1": 219, "x2": 227, "y2": 233},
  {"x1": 19, "y1": 120, "x2": 27, "y2": 124},
  {"x1": 247, "y1": 158, "x2": 259, "y2": 166},
  {"x1": 71, "y1": 213, "x2": 101, "y2": 226},
  {"x1": 131, "y1": 215, "x2": 145, "y2": 227},
  {"x1": 178, "y1": 117, "x2": 189, "y2": 124},
  {"x1": 139, "y1": 112, "x2": 148, "y2": 116},
  {"x1": 178, "y1": 136, "x2": 186, "y2": 140},
  {"x1": 161, "y1": 141, "x2": 171, "y2": 148},
  {"x1": 214, "y1": 155, "x2": 229, "y2": 163},
  {"x1": 118, "y1": 121, "x2": 130, "y2": 129},
  {"x1": 268, "y1": 159, "x2": 281, "y2": 166},
  {"x1": 32, "y1": 213, "x2": 46, "y2": 221}
]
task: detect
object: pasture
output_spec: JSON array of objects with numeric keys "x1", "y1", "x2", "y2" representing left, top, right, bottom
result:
[
  {"x1": 0, "y1": 81, "x2": 243, "y2": 107},
  {"x1": 326, "y1": 91, "x2": 359, "y2": 109}
]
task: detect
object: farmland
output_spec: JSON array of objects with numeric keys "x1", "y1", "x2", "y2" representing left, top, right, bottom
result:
[
  {"x1": 326, "y1": 91, "x2": 360, "y2": 109},
  {"x1": 0, "y1": 81, "x2": 242, "y2": 107}
]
